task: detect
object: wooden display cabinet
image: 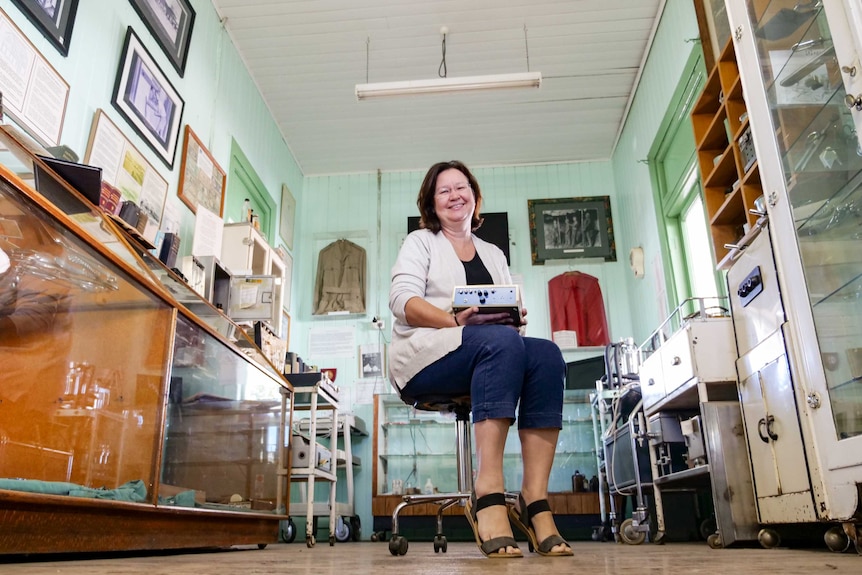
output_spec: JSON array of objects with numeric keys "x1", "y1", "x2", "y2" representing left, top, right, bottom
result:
[
  {"x1": 0, "y1": 126, "x2": 293, "y2": 554},
  {"x1": 691, "y1": 37, "x2": 765, "y2": 267}
]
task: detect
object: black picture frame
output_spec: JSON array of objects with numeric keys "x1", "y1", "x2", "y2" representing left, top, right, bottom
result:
[
  {"x1": 527, "y1": 196, "x2": 616, "y2": 264},
  {"x1": 11, "y1": 0, "x2": 79, "y2": 56},
  {"x1": 128, "y1": 0, "x2": 195, "y2": 77},
  {"x1": 112, "y1": 27, "x2": 185, "y2": 169}
]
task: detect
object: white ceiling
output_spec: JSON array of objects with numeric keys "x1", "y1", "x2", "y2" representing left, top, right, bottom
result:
[{"x1": 210, "y1": 0, "x2": 666, "y2": 176}]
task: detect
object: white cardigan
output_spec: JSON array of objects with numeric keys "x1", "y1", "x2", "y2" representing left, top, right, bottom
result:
[{"x1": 388, "y1": 229, "x2": 512, "y2": 389}]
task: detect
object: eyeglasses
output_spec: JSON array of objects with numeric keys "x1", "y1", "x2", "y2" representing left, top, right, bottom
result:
[{"x1": 435, "y1": 182, "x2": 471, "y2": 196}]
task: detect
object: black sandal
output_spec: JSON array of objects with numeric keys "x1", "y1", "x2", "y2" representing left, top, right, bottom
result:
[
  {"x1": 464, "y1": 493, "x2": 522, "y2": 558},
  {"x1": 508, "y1": 494, "x2": 573, "y2": 556}
]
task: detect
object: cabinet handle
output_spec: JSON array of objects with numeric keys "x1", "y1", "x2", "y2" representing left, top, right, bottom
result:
[
  {"x1": 670, "y1": 356, "x2": 681, "y2": 366},
  {"x1": 757, "y1": 417, "x2": 770, "y2": 443},
  {"x1": 766, "y1": 415, "x2": 779, "y2": 441}
]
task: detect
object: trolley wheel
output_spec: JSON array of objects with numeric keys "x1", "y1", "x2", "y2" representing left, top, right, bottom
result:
[
  {"x1": 758, "y1": 528, "x2": 781, "y2": 549},
  {"x1": 389, "y1": 535, "x2": 408, "y2": 556},
  {"x1": 306, "y1": 534, "x2": 316, "y2": 548},
  {"x1": 699, "y1": 517, "x2": 717, "y2": 541},
  {"x1": 433, "y1": 534, "x2": 447, "y2": 553},
  {"x1": 350, "y1": 516, "x2": 362, "y2": 542},
  {"x1": 334, "y1": 516, "x2": 352, "y2": 542},
  {"x1": 619, "y1": 518, "x2": 646, "y2": 545},
  {"x1": 824, "y1": 526, "x2": 851, "y2": 553},
  {"x1": 707, "y1": 533, "x2": 723, "y2": 549},
  {"x1": 279, "y1": 519, "x2": 297, "y2": 543},
  {"x1": 257, "y1": 543, "x2": 267, "y2": 550}
]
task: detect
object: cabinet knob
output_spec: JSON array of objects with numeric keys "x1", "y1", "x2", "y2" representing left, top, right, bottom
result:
[
  {"x1": 670, "y1": 356, "x2": 681, "y2": 366},
  {"x1": 841, "y1": 65, "x2": 857, "y2": 77},
  {"x1": 845, "y1": 94, "x2": 862, "y2": 111}
]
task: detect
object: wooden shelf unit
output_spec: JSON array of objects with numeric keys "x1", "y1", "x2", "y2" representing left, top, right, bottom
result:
[{"x1": 691, "y1": 38, "x2": 764, "y2": 266}]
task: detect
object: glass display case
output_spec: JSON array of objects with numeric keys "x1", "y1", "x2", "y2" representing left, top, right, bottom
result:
[
  {"x1": 371, "y1": 390, "x2": 599, "y2": 521},
  {"x1": 0, "y1": 125, "x2": 292, "y2": 554},
  {"x1": 727, "y1": 0, "x2": 862, "y2": 531}
]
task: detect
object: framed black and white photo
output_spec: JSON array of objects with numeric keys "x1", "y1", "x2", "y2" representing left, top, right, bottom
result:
[
  {"x1": 359, "y1": 344, "x2": 385, "y2": 379},
  {"x1": 128, "y1": 0, "x2": 195, "y2": 77},
  {"x1": 11, "y1": 0, "x2": 79, "y2": 56},
  {"x1": 528, "y1": 196, "x2": 616, "y2": 264},
  {"x1": 112, "y1": 27, "x2": 184, "y2": 169}
]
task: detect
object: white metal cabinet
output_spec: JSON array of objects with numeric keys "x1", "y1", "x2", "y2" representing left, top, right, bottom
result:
[{"x1": 726, "y1": 0, "x2": 862, "y2": 535}]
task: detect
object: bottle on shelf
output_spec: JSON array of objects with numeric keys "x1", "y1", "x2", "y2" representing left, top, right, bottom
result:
[
  {"x1": 242, "y1": 198, "x2": 251, "y2": 222},
  {"x1": 424, "y1": 478, "x2": 435, "y2": 494}
]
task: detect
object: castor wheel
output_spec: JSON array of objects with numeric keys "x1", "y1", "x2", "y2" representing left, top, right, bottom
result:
[
  {"x1": 389, "y1": 535, "x2": 408, "y2": 556},
  {"x1": 433, "y1": 534, "x2": 447, "y2": 553},
  {"x1": 825, "y1": 526, "x2": 851, "y2": 553},
  {"x1": 306, "y1": 534, "x2": 316, "y2": 548},
  {"x1": 279, "y1": 519, "x2": 297, "y2": 543},
  {"x1": 619, "y1": 518, "x2": 646, "y2": 545},
  {"x1": 758, "y1": 528, "x2": 781, "y2": 549},
  {"x1": 699, "y1": 517, "x2": 717, "y2": 541},
  {"x1": 707, "y1": 533, "x2": 723, "y2": 549},
  {"x1": 334, "y1": 516, "x2": 351, "y2": 543}
]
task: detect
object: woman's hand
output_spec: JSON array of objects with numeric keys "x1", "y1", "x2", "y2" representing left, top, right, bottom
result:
[{"x1": 455, "y1": 306, "x2": 521, "y2": 330}]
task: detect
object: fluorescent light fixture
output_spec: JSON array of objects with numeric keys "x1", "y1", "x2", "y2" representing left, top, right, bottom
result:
[{"x1": 355, "y1": 71, "x2": 542, "y2": 100}]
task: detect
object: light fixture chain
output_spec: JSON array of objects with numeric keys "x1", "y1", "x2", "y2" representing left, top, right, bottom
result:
[{"x1": 524, "y1": 24, "x2": 531, "y2": 72}]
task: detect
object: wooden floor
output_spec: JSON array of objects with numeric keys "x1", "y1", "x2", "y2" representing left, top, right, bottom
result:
[{"x1": 1, "y1": 541, "x2": 860, "y2": 574}]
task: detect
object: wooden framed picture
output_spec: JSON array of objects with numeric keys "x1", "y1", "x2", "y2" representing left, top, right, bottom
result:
[
  {"x1": 527, "y1": 196, "x2": 616, "y2": 264},
  {"x1": 127, "y1": 0, "x2": 195, "y2": 77},
  {"x1": 10, "y1": 0, "x2": 79, "y2": 56},
  {"x1": 112, "y1": 27, "x2": 185, "y2": 169},
  {"x1": 177, "y1": 125, "x2": 226, "y2": 216}
]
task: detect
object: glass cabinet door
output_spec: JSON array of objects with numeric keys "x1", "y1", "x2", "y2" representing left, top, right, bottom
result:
[{"x1": 739, "y1": 0, "x2": 862, "y2": 441}]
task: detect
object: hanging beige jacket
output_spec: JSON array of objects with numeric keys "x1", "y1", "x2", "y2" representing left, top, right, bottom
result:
[{"x1": 313, "y1": 239, "x2": 366, "y2": 314}]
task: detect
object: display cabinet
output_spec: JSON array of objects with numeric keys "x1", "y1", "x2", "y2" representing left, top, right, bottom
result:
[
  {"x1": 725, "y1": 0, "x2": 862, "y2": 548},
  {"x1": 371, "y1": 391, "x2": 600, "y2": 526},
  {"x1": 0, "y1": 126, "x2": 293, "y2": 554},
  {"x1": 221, "y1": 222, "x2": 286, "y2": 329}
]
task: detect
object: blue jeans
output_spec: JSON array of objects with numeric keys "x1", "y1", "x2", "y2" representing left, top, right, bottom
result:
[{"x1": 401, "y1": 325, "x2": 565, "y2": 429}]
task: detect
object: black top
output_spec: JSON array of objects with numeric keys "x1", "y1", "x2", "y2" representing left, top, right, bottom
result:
[{"x1": 462, "y1": 252, "x2": 493, "y2": 285}]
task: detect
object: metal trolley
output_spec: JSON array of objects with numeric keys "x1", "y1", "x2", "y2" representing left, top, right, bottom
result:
[{"x1": 591, "y1": 338, "x2": 653, "y2": 545}]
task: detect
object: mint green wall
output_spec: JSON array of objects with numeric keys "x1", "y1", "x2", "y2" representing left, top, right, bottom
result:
[
  {"x1": 0, "y1": 0, "x2": 303, "y2": 255},
  {"x1": 611, "y1": 0, "x2": 702, "y2": 343}
]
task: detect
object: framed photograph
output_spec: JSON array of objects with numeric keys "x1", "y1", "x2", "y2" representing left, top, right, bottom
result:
[
  {"x1": 359, "y1": 343, "x2": 385, "y2": 378},
  {"x1": 177, "y1": 125, "x2": 226, "y2": 216},
  {"x1": 279, "y1": 184, "x2": 296, "y2": 250},
  {"x1": 128, "y1": 0, "x2": 195, "y2": 77},
  {"x1": 527, "y1": 196, "x2": 616, "y2": 264},
  {"x1": 112, "y1": 27, "x2": 185, "y2": 169},
  {"x1": 11, "y1": 0, "x2": 79, "y2": 56}
]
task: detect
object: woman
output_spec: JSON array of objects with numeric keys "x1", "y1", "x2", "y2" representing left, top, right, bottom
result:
[{"x1": 388, "y1": 160, "x2": 573, "y2": 558}]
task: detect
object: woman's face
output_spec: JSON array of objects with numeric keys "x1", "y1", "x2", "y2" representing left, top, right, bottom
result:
[{"x1": 433, "y1": 168, "x2": 475, "y2": 230}]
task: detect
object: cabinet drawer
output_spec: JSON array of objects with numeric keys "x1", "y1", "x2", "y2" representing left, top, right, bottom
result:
[
  {"x1": 639, "y1": 350, "x2": 665, "y2": 410},
  {"x1": 661, "y1": 327, "x2": 696, "y2": 393},
  {"x1": 662, "y1": 319, "x2": 738, "y2": 395}
]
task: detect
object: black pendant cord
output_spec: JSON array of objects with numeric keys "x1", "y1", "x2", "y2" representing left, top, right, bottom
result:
[{"x1": 438, "y1": 33, "x2": 447, "y2": 78}]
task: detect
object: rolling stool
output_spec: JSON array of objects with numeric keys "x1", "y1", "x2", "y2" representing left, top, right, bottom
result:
[
  {"x1": 387, "y1": 394, "x2": 472, "y2": 556},
  {"x1": 386, "y1": 394, "x2": 518, "y2": 556}
]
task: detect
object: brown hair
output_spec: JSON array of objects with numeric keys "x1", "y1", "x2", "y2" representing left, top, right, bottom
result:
[{"x1": 416, "y1": 160, "x2": 484, "y2": 233}]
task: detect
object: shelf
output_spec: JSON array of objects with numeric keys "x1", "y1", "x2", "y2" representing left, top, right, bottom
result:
[
  {"x1": 691, "y1": 34, "x2": 765, "y2": 266},
  {"x1": 653, "y1": 463, "x2": 711, "y2": 486}
]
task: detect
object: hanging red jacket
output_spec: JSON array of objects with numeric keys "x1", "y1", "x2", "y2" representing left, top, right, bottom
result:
[{"x1": 548, "y1": 272, "x2": 610, "y2": 346}]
